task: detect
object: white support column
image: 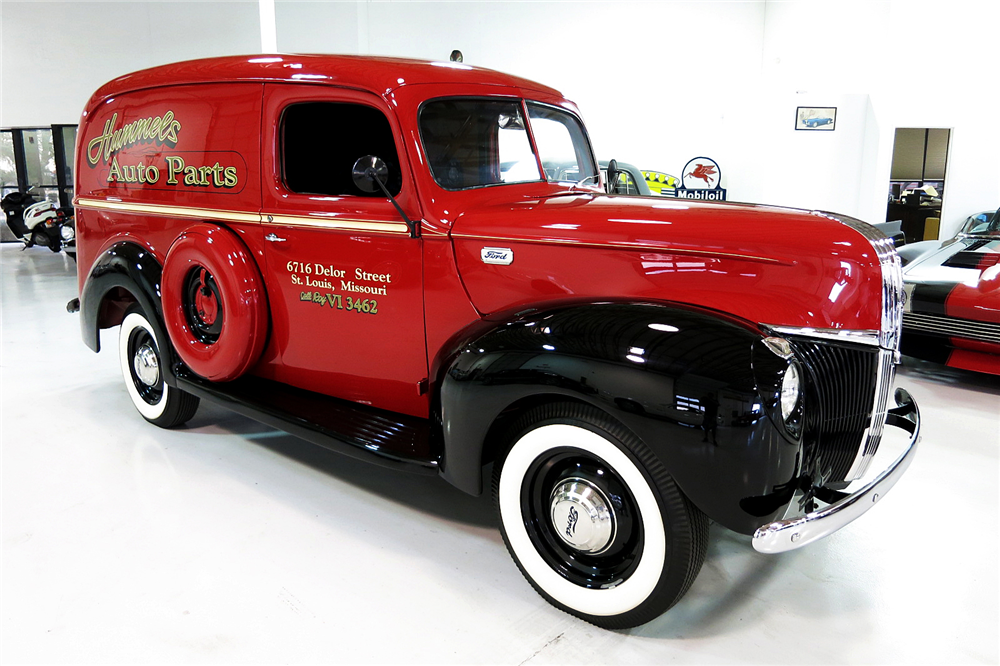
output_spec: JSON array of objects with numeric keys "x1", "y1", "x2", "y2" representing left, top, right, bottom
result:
[
  {"x1": 357, "y1": 0, "x2": 370, "y2": 54},
  {"x1": 259, "y1": 0, "x2": 277, "y2": 53}
]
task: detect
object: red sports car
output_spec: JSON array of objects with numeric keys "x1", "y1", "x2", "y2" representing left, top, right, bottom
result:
[{"x1": 899, "y1": 208, "x2": 1000, "y2": 374}]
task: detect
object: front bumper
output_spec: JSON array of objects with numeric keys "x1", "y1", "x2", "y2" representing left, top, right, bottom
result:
[{"x1": 752, "y1": 388, "x2": 920, "y2": 554}]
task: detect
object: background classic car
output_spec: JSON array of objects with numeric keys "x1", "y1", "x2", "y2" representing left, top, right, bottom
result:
[
  {"x1": 599, "y1": 159, "x2": 653, "y2": 196},
  {"x1": 899, "y1": 208, "x2": 1000, "y2": 374},
  {"x1": 74, "y1": 55, "x2": 917, "y2": 629},
  {"x1": 803, "y1": 116, "x2": 834, "y2": 128}
]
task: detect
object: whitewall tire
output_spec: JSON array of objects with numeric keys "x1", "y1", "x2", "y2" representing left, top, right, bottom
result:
[
  {"x1": 493, "y1": 402, "x2": 708, "y2": 629},
  {"x1": 118, "y1": 306, "x2": 199, "y2": 428}
]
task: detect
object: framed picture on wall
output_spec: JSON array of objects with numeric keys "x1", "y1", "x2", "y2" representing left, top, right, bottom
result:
[{"x1": 796, "y1": 107, "x2": 837, "y2": 131}]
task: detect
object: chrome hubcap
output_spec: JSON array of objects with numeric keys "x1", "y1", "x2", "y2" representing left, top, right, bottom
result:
[
  {"x1": 133, "y1": 344, "x2": 160, "y2": 387},
  {"x1": 549, "y1": 477, "x2": 616, "y2": 554}
]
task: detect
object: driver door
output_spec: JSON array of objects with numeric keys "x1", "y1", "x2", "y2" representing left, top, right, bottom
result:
[{"x1": 259, "y1": 84, "x2": 428, "y2": 418}]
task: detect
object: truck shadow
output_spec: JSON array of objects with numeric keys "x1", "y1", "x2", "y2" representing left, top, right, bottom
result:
[
  {"x1": 182, "y1": 401, "x2": 827, "y2": 640},
  {"x1": 633, "y1": 525, "x2": 786, "y2": 638},
  {"x1": 184, "y1": 401, "x2": 498, "y2": 529}
]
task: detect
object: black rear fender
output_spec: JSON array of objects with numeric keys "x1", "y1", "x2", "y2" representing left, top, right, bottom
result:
[{"x1": 80, "y1": 241, "x2": 175, "y2": 381}]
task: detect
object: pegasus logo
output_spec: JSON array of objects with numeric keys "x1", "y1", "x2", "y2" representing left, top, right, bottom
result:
[{"x1": 685, "y1": 163, "x2": 718, "y2": 187}]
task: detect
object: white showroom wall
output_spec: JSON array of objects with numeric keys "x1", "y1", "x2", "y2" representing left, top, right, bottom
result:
[
  {"x1": 1, "y1": 0, "x2": 997, "y2": 236},
  {"x1": 0, "y1": 2, "x2": 261, "y2": 126},
  {"x1": 756, "y1": 0, "x2": 1000, "y2": 235},
  {"x1": 290, "y1": 0, "x2": 996, "y2": 236}
]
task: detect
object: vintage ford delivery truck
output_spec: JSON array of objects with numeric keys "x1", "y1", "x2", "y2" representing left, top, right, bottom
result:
[{"x1": 74, "y1": 55, "x2": 919, "y2": 629}]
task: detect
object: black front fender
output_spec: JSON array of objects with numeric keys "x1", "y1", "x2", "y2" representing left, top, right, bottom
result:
[{"x1": 439, "y1": 302, "x2": 803, "y2": 535}]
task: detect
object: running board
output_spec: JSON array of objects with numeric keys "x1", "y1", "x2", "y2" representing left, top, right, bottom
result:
[{"x1": 175, "y1": 370, "x2": 440, "y2": 475}]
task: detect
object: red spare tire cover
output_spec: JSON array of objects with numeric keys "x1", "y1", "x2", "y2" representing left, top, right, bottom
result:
[{"x1": 162, "y1": 223, "x2": 268, "y2": 382}]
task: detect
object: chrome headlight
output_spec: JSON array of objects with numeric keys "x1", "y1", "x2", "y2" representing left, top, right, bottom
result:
[
  {"x1": 755, "y1": 336, "x2": 805, "y2": 439},
  {"x1": 779, "y1": 363, "x2": 801, "y2": 422},
  {"x1": 60, "y1": 224, "x2": 75, "y2": 241}
]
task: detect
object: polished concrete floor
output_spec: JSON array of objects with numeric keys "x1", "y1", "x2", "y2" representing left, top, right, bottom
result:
[{"x1": 2, "y1": 243, "x2": 998, "y2": 664}]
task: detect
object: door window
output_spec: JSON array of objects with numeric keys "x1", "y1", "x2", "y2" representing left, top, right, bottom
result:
[{"x1": 282, "y1": 102, "x2": 402, "y2": 197}]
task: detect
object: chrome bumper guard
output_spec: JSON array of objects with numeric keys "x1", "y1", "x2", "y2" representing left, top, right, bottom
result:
[{"x1": 752, "y1": 388, "x2": 920, "y2": 554}]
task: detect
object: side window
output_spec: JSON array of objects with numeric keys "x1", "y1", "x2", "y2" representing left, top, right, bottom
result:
[{"x1": 282, "y1": 102, "x2": 402, "y2": 197}]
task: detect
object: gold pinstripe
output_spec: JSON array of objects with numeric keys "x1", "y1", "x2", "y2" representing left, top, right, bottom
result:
[
  {"x1": 74, "y1": 198, "x2": 411, "y2": 234},
  {"x1": 75, "y1": 198, "x2": 260, "y2": 223},
  {"x1": 265, "y1": 214, "x2": 409, "y2": 234}
]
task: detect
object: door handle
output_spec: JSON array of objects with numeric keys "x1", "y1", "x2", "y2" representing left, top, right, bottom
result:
[{"x1": 265, "y1": 233, "x2": 287, "y2": 243}]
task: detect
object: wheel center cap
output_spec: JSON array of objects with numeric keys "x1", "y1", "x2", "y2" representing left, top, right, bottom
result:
[
  {"x1": 550, "y1": 477, "x2": 616, "y2": 554},
  {"x1": 134, "y1": 344, "x2": 160, "y2": 387}
]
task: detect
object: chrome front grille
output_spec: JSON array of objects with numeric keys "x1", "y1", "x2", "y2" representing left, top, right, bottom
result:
[
  {"x1": 848, "y1": 348, "x2": 896, "y2": 479},
  {"x1": 793, "y1": 340, "x2": 893, "y2": 483},
  {"x1": 903, "y1": 311, "x2": 1000, "y2": 344}
]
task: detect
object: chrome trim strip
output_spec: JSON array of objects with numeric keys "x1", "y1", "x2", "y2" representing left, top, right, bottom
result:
[
  {"x1": 75, "y1": 197, "x2": 261, "y2": 223},
  {"x1": 759, "y1": 324, "x2": 881, "y2": 347},
  {"x1": 903, "y1": 311, "x2": 1000, "y2": 344},
  {"x1": 753, "y1": 390, "x2": 919, "y2": 554},
  {"x1": 845, "y1": 348, "x2": 895, "y2": 480},
  {"x1": 265, "y1": 213, "x2": 409, "y2": 234}
]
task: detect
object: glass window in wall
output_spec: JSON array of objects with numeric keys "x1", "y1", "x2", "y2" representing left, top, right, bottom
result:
[
  {"x1": 58, "y1": 125, "x2": 77, "y2": 202},
  {"x1": 1, "y1": 131, "x2": 17, "y2": 198},
  {"x1": 22, "y1": 129, "x2": 59, "y2": 203}
]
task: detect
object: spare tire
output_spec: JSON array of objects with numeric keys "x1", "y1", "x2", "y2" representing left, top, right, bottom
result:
[{"x1": 162, "y1": 223, "x2": 268, "y2": 381}]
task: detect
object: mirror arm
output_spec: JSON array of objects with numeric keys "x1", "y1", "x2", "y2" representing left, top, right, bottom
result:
[{"x1": 367, "y1": 168, "x2": 419, "y2": 239}]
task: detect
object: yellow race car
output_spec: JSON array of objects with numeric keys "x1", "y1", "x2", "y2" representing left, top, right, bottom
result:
[{"x1": 642, "y1": 170, "x2": 680, "y2": 195}]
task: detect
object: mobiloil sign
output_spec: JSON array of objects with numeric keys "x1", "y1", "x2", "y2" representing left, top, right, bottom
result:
[{"x1": 674, "y1": 156, "x2": 727, "y2": 201}]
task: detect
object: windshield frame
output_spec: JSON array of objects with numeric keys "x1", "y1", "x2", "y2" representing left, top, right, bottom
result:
[
  {"x1": 958, "y1": 209, "x2": 1000, "y2": 239},
  {"x1": 417, "y1": 95, "x2": 599, "y2": 192}
]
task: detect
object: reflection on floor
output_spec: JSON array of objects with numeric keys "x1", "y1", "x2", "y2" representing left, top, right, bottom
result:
[{"x1": 2, "y1": 243, "x2": 998, "y2": 663}]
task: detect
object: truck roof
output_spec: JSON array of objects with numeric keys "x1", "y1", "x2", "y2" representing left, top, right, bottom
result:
[{"x1": 88, "y1": 54, "x2": 562, "y2": 104}]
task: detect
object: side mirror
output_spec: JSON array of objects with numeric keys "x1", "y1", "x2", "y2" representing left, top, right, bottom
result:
[
  {"x1": 349, "y1": 155, "x2": 419, "y2": 239},
  {"x1": 605, "y1": 159, "x2": 621, "y2": 194},
  {"x1": 352, "y1": 155, "x2": 390, "y2": 194}
]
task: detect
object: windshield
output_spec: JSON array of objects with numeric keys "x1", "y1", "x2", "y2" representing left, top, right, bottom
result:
[
  {"x1": 960, "y1": 210, "x2": 1000, "y2": 238},
  {"x1": 419, "y1": 98, "x2": 597, "y2": 191}
]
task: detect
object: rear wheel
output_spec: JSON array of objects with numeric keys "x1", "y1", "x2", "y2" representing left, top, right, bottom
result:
[
  {"x1": 118, "y1": 305, "x2": 199, "y2": 428},
  {"x1": 493, "y1": 402, "x2": 708, "y2": 629},
  {"x1": 30, "y1": 229, "x2": 49, "y2": 248}
]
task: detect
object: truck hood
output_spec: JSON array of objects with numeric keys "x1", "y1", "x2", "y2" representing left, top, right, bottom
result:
[{"x1": 449, "y1": 191, "x2": 890, "y2": 334}]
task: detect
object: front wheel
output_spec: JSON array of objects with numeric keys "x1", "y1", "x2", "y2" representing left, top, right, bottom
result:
[
  {"x1": 118, "y1": 305, "x2": 199, "y2": 428},
  {"x1": 493, "y1": 402, "x2": 708, "y2": 629}
]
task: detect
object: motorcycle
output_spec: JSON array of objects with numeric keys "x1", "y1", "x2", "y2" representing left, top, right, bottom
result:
[{"x1": 2, "y1": 189, "x2": 76, "y2": 259}]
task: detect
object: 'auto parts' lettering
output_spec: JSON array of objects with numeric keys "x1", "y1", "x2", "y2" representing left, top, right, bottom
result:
[
  {"x1": 164, "y1": 156, "x2": 238, "y2": 188},
  {"x1": 106, "y1": 158, "x2": 160, "y2": 184},
  {"x1": 105, "y1": 155, "x2": 238, "y2": 188}
]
